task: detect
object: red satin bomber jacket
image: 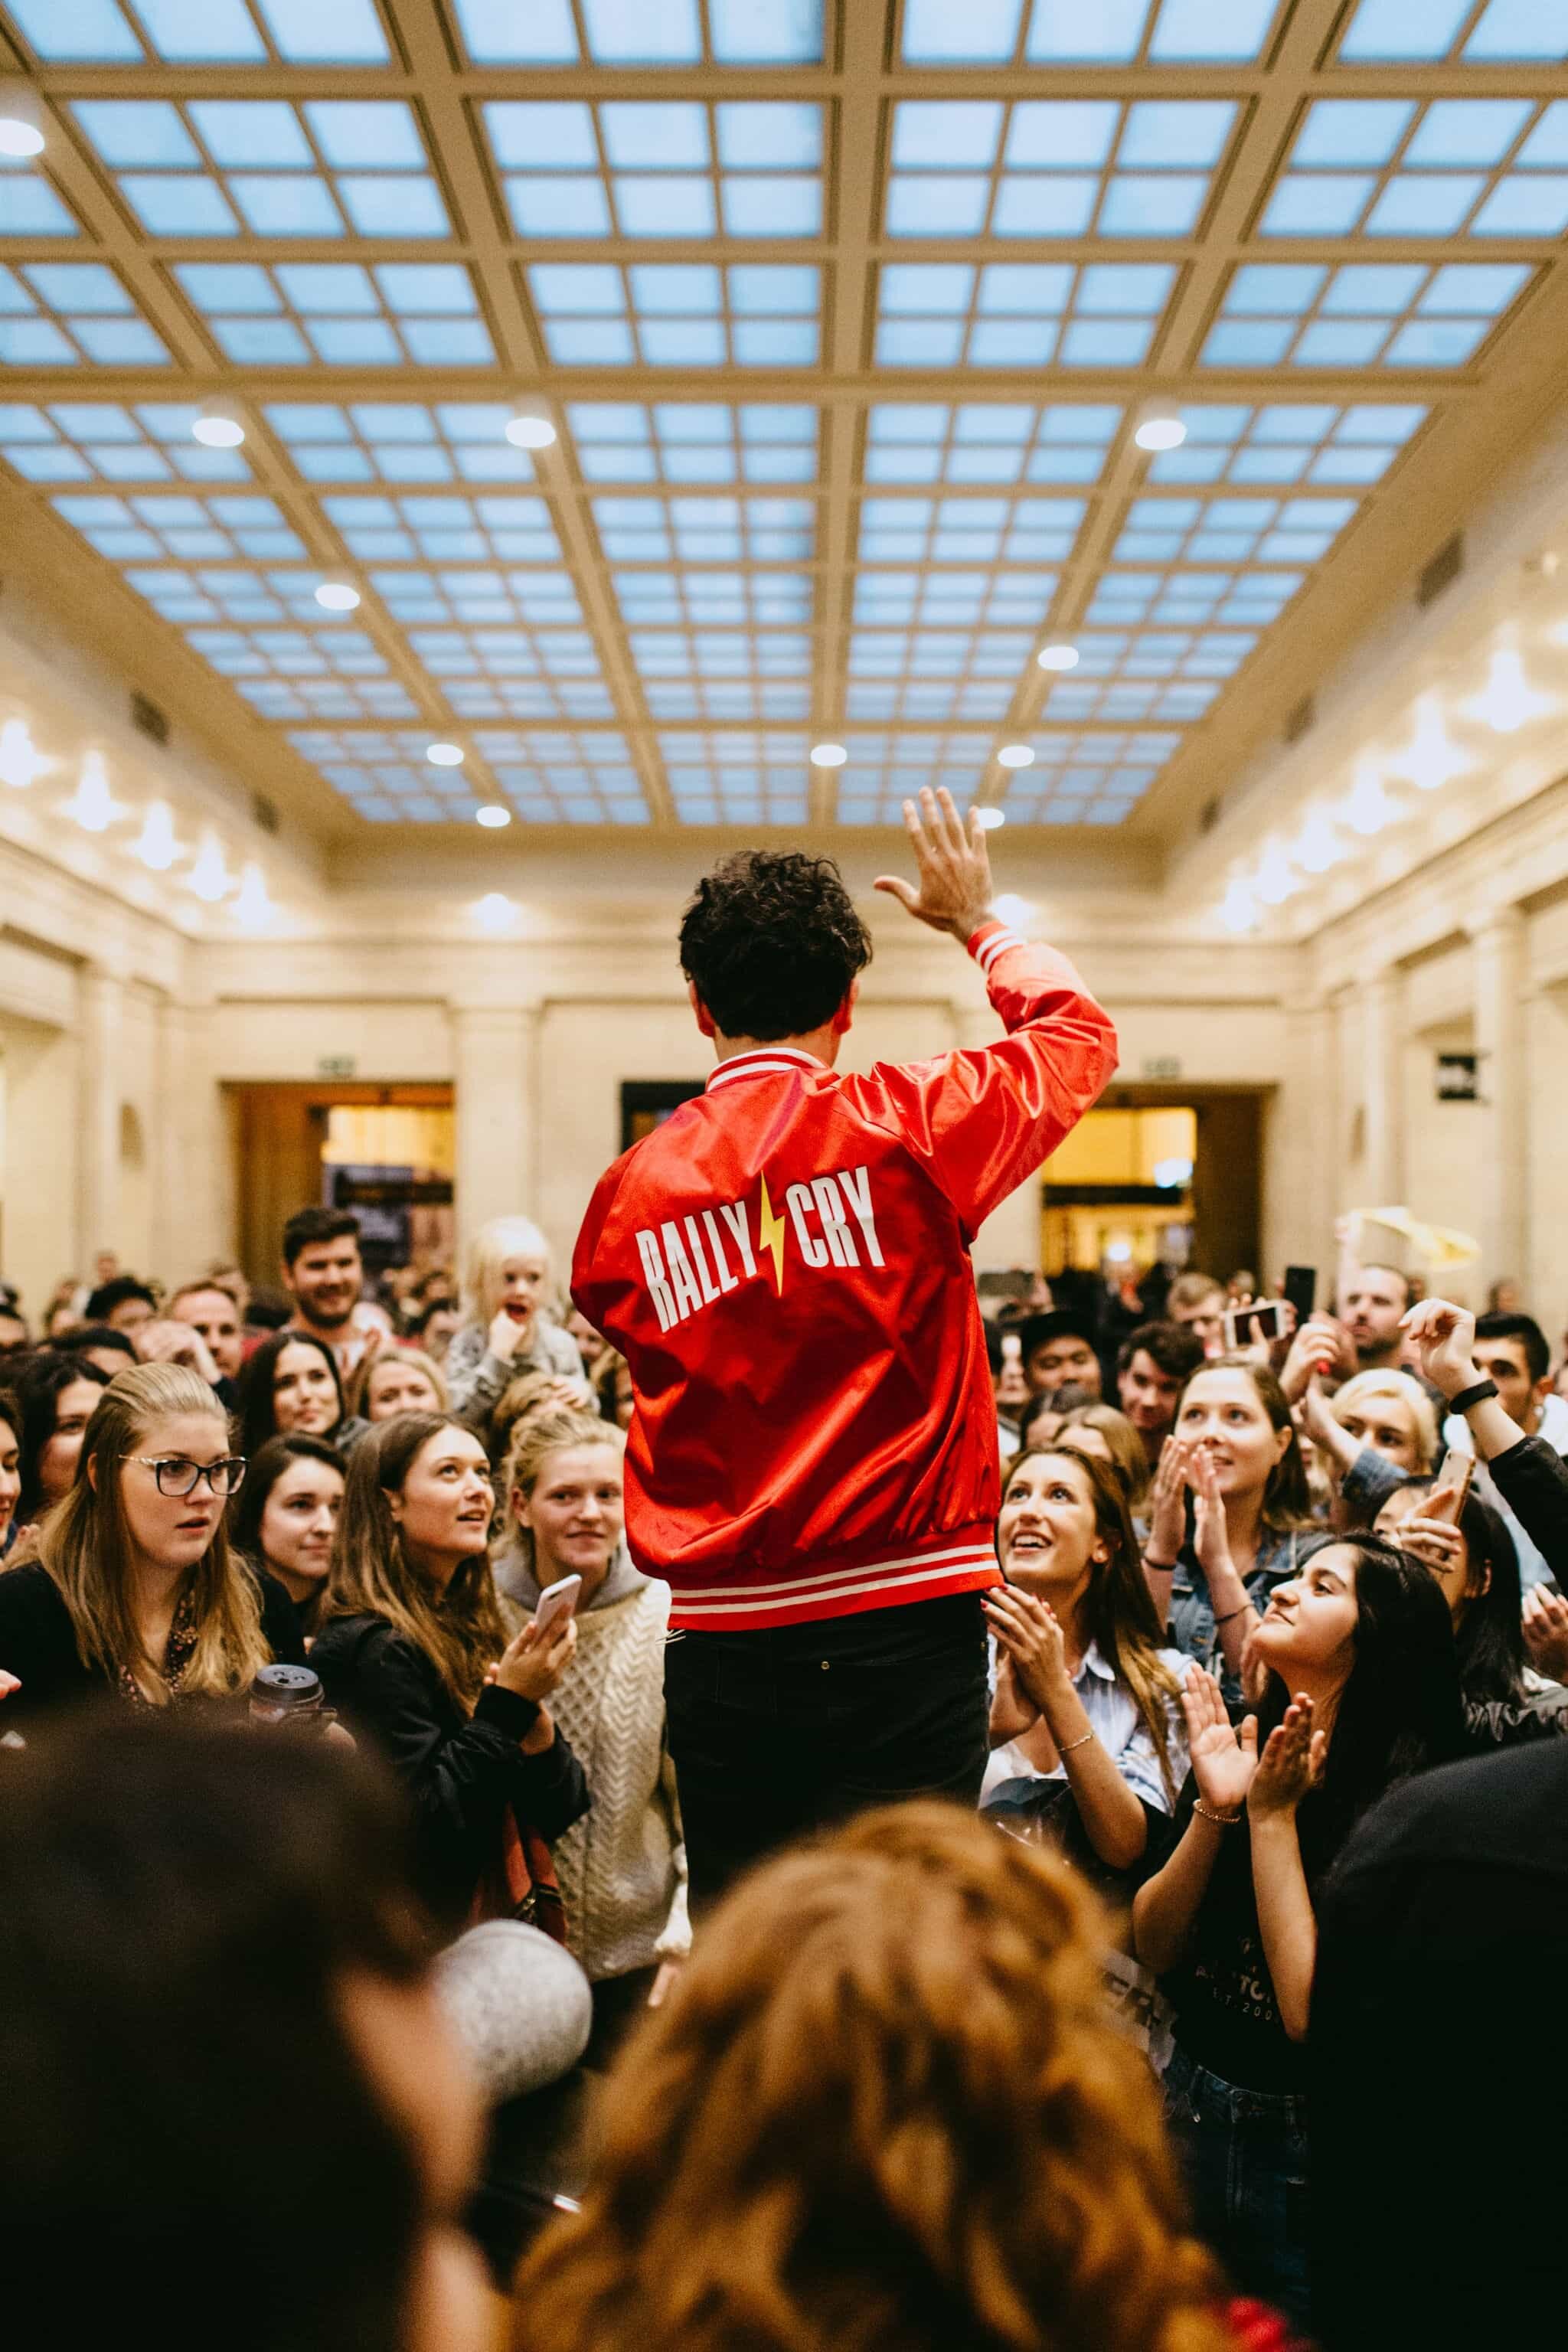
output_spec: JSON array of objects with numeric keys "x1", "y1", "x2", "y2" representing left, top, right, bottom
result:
[{"x1": 570, "y1": 919, "x2": 1118, "y2": 1632}]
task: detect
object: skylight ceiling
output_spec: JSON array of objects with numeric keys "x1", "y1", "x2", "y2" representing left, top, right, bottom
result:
[{"x1": 0, "y1": 0, "x2": 1565, "y2": 839}]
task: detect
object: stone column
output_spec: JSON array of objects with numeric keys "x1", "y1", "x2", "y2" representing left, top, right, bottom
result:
[
  {"x1": 1470, "y1": 906, "x2": 1528, "y2": 1289},
  {"x1": 77, "y1": 962, "x2": 125, "y2": 1269},
  {"x1": 449, "y1": 1001, "x2": 539, "y2": 1253},
  {"x1": 1357, "y1": 964, "x2": 1405, "y2": 1209}
]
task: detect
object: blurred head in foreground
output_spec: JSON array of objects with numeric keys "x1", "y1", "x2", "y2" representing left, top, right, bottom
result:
[
  {"x1": 0, "y1": 1713, "x2": 488, "y2": 2352},
  {"x1": 515, "y1": 1800, "x2": 1234, "y2": 2352}
]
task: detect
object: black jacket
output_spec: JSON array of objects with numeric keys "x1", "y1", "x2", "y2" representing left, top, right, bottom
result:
[
  {"x1": 1488, "y1": 1430, "x2": 1568, "y2": 1589},
  {"x1": 0, "y1": 1559, "x2": 305, "y2": 1730},
  {"x1": 310, "y1": 1612, "x2": 590, "y2": 1927}
]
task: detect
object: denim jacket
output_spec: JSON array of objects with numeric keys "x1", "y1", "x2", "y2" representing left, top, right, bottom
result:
[{"x1": 1168, "y1": 1524, "x2": 1312, "y2": 1700}]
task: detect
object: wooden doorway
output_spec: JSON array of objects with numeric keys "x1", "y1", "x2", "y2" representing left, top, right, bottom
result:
[
  {"x1": 229, "y1": 1082, "x2": 455, "y2": 1289},
  {"x1": 1040, "y1": 1085, "x2": 1266, "y2": 1287}
]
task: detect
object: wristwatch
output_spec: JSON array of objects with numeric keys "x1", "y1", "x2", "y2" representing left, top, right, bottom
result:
[{"x1": 1448, "y1": 1377, "x2": 1499, "y2": 1415}]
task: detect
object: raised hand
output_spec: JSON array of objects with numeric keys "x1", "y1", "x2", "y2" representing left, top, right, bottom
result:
[
  {"x1": 487, "y1": 1302, "x2": 534, "y2": 1367},
  {"x1": 1279, "y1": 1314, "x2": 1352, "y2": 1403},
  {"x1": 494, "y1": 1609, "x2": 577, "y2": 1703},
  {"x1": 874, "y1": 786, "x2": 996, "y2": 942},
  {"x1": 1189, "y1": 1446, "x2": 1236, "y2": 1585},
  {"x1": 1247, "y1": 1694, "x2": 1326, "y2": 1818},
  {"x1": 1522, "y1": 1585, "x2": 1568, "y2": 1684},
  {"x1": 982, "y1": 1584, "x2": 1071, "y2": 1715},
  {"x1": 1393, "y1": 1514, "x2": 1465, "y2": 1579},
  {"x1": 1181, "y1": 1664, "x2": 1259, "y2": 1815},
  {"x1": 1146, "y1": 1436, "x2": 1190, "y2": 1564},
  {"x1": 1400, "y1": 1298, "x2": 1481, "y2": 1402}
]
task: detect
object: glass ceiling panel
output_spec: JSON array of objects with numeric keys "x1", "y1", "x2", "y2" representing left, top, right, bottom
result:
[
  {"x1": 1145, "y1": 400, "x2": 1428, "y2": 484},
  {"x1": 831, "y1": 731, "x2": 1004, "y2": 822},
  {"x1": 658, "y1": 729, "x2": 812, "y2": 822},
  {"x1": 1202, "y1": 261, "x2": 1533, "y2": 368},
  {"x1": 51, "y1": 489, "x2": 304, "y2": 562},
  {"x1": 72, "y1": 99, "x2": 448, "y2": 241},
  {"x1": 886, "y1": 98, "x2": 1237, "y2": 240},
  {"x1": 0, "y1": 264, "x2": 168, "y2": 368},
  {"x1": 876, "y1": 262, "x2": 1177, "y2": 369},
  {"x1": 627, "y1": 622, "x2": 814, "y2": 721},
  {"x1": 1000, "y1": 728, "x2": 1184, "y2": 822},
  {"x1": 0, "y1": 155, "x2": 79, "y2": 237},
  {"x1": 472, "y1": 728, "x2": 651, "y2": 825},
  {"x1": 174, "y1": 263, "x2": 495, "y2": 368},
  {"x1": 405, "y1": 625, "x2": 614, "y2": 722},
  {"x1": 865, "y1": 401, "x2": 1122, "y2": 485},
  {"x1": 1084, "y1": 568, "x2": 1301, "y2": 627},
  {"x1": 320, "y1": 492, "x2": 564, "y2": 564},
  {"x1": 1038, "y1": 627, "x2": 1256, "y2": 721},
  {"x1": 484, "y1": 100, "x2": 824, "y2": 240},
  {"x1": 591, "y1": 493, "x2": 813, "y2": 563},
  {"x1": 528, "y1": 263, "x2": 820, "y2": 368},
  {"x1": 1112, "y1": 492, "x2": 1359, "y2": 564},
  {"x1": 567, "y1": 402, "x2": 818, "y2": 485},
  {"x1": 266, "y1": 402, "x2": 537, "y2": 485},
  {"x1": 2, "y1": 0, "x2": 390, "y2": 60},
  {"x1": 902, "y1": 0, "x2": 1278, "y2": 64},
  {"x1": 1339, "y1": 0, "x2": 1568, "y2": 63},
  {"x1": 1262, "y1": 97, "x2": 1568, "y2": 242},
  {"x1": 453, "y1": 0, "x2": 823, "y2": 65},
  {"x1": 0, "y1": 400, "x2": 252, "y2": 483},
  {"x1": 856, "y1": 492, "x2": 1086, "y2": 566},
  {"x1": 287, "y1": 728, "x2": 488, "y2": 824}
]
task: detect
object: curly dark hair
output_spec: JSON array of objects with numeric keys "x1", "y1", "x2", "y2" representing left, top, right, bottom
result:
[{"x1": 678, "y1": 849, "x2": 872, "y2": 1043}]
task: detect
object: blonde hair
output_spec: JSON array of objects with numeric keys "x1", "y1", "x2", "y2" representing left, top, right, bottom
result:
[
  {"x1": 322, "y1": 1411, "x2": 507, "y2": 1713},
  {"x1": 462, "y1": 1215, "x2": 553, "y2": 1325},
  {"x1": 348, "y1": 1345, "x2": 449, "y2": 1421},
  {"x1": 515, "y1": 1804, "x2": 1230, "y2": 2352},
  {"x1": 1331, "y1": 1368, "x2": 1439, "y2": 1472},
  {"x1": 37, "y1": 1362, "x2": 269, "y2": 1700},
  {"x1": 502, "y1": 1409, "x2": 624, "y2": 1585},
  {"x1": 1057, "y1": 1400, "x2": 1151, "y2": 1510}
]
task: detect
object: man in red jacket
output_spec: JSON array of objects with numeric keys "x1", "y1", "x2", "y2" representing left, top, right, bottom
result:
[{"x1": 573, "y1": 788, "x2": 1118, "y2": 1904}]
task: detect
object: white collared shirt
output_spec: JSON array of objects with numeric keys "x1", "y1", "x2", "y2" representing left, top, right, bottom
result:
[{"x1": 981, "y1": 1636, "x2": 1191, "y2": 1813}]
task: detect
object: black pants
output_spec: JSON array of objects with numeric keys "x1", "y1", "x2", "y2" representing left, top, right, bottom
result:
[{"x1": 663, "y1": 1590, "x2": 991, "y2": 1915}]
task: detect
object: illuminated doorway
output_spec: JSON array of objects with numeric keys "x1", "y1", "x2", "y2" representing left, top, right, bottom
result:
[
  {"x1": 229, "y1": 1082, "x2": 455, "y2": 1287},
  {"x1": 1040, "y1": 1088, "x2": 1263, "y2": 1286}
]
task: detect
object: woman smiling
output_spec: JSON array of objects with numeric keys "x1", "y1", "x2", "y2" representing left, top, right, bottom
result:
[{"x1": 981, "y1": 1447, "x2": 1189, "y2": 1877}]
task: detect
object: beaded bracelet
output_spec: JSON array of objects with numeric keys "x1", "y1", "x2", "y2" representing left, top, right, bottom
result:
[
  {"x1": 1193, "y1": 1798, "x2": 1243, "y2": 1828},
  {"x1": 1057, "y1": 1730, "x2": 1095, "y2": 1756}
]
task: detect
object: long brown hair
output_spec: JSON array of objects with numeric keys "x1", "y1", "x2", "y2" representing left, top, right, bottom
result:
[
  {"x1": 36, "y1": 1362, "x2": 268, "y2": 1699},
  {"x1": 514, "y1": 1803, "x2": 1230, "y2": 2352},
  {"x1": 1003, "y1": 1446, "x2": 1183, "y2": 1802},
  {"x1": 322, "y1": 1412, "x2": 506, "y2": 1711}
]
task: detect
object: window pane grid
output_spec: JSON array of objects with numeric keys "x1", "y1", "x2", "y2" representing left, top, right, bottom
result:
[
  {"x1": 527, "y1": 262, "x2": 821, "y2": 368},
  {"x1": 287, "y1": 727, "x2": 485, "y2": 823},
  {"x1": 876, "y1": 261, "x2": 1177, "y2": 371},
  {"x1": 1338, "y1": 0, "x2": 1568, "y2": 66},
  {"x1": 264, "y1": 402, "x2": 539, "y2": 486},
  {"x1": 1261, "y1": 97, "x2": 1568, "y2": 244},
  {"x1": 1202, "y1": 260, "x2": 1534, "y2": 368},
  {"x1": 51, "y1": 490, "x2": 305, "y2": 563},
  {"x1": 567, "y1": 401, "x2": 819, "y2": 485},
  {"x1": 485, "y1": 100, "x2": 825, "y2": 243},
  {"x1": 886, "y1": 98, "x2": 1237, "y2": 243},
  {"x1": 591, "y1": 494, "x2": 815, "y2": 564},
  {"x1": 658, "y1": 729, "x2": 812, "y2": 822},
  {"x1": 1000, "y1": 728, "x2": 1184, "y2": 822},
  {"x1": 173, "y1": 262, "x2": 495, "y2": 370},
  {"x1": 1145, "y1": 400, "x2": 1429, "y2": 484},
  {"x1": 319, "y1": 492, "x2": 564, "y2": 565},
  {"x1": 865, "y1": 400, "x2": 1123, "y2": 486},
  {"x1": 453, "y1": 0, "x2": 825, "y2": 68},
  {"x1": 0, "y1": 398, "x2": 249, "y2": 482},
  {"x1": 472, "y1": 727, "x2": 652, "y2": 825},
  {"x1": 0, "y1": 263, "x2": 169, "y2": 368},
  {"x1": 900, "y1": 0, "x2": 1279, "y2": 66},
  {"x1": 1038, "y1": 628, "x2": 1257, "y2": 721},
  {"x1": 4, "y1": 0, "x2": 391, "y2": 64}
]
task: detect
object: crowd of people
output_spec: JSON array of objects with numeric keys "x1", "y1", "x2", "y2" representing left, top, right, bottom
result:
[{"x1": 3, "y1": 810, "x2": 1566, "y2": 2351}]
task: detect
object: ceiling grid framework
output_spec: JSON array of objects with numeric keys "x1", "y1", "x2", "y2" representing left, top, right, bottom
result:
[{"x1": 0, "y1": 0, "x2": 1565, "y2": 840}]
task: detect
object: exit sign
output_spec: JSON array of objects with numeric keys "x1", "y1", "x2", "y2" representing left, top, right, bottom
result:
[
  {"x1": 316, "y1": 1054, "x2": 357, "y2": 1079},
  {"x1": 1142, "y1": 1055, "x2": 1182, "y2": 1080}
]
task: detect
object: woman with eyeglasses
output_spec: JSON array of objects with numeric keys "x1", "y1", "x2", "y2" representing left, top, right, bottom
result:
[{"x1": 0, "y1": 1363, "x2": 303, "y2": 1729}]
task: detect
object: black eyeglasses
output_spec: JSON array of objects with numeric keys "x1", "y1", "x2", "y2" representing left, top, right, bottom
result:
[{"x1": 127, "y1": 1455, "x2": 247, "y2": 1498}]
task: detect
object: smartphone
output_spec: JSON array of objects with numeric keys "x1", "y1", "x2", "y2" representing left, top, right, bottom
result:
[
  {"x1": 1283, "y1": 1266, "x2": 1318, "y2": 1322},
  {"x1": 1223, "y1": 1299, "x2": 1287, "y2": 1351},
  {"x1": 533, "y1": 1573, "x2": 583, "y2": 1639},
  {"x1": 1426, "y1": 1450, "x2": 1475, "y2": 1526}
]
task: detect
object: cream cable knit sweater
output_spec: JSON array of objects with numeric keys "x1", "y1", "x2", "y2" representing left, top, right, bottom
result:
[{"x1": 497, "y1": 1547, "x2": 689, "y2": 1984}]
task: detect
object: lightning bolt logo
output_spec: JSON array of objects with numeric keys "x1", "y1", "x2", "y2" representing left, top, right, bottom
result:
[{"x1": 757, "y1": 1171, "x2": 787, "y2": 1295}]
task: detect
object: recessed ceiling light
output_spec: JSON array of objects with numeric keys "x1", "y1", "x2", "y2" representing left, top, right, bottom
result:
[
  {"x1": 191, "y1": 400, "x2": 246, "y2": 450},
  {"x1": 996, "y1": 743, "x2": 1034, "y2": 769},
  {"x1": 314, "y1": 580, "x2": 360, "y2": 612},
  {"x1": 1037, "y1": 642, "x2": 1079, "y2": 672},
  {"x1": 809, "y1": 741, "x2": 848, "y2": 768},
  {"x1": 1134, "y1": 404, "x2": 1187, "y2": 452},
  {"x1": 475, "y1": 804, "x2": 511, "y2": 828},
  {"x1": 975, "y1": 805, "x2": 1007, "y2": 831},
  {"x1": 0, "y1": 87, "x2": 44, "y2": 159},
  {"x1": 475, "y1": 892, "x2": 516, "y2": 933},
  {"x1": 426, "y1": 742, "x2": 464, "y2": 768},
  {"x1": 505, "y1": 411, "x2": 557, "y2": 449}
]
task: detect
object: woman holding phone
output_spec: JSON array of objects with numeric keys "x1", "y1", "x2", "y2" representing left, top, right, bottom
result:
[
  {"x1": 312, "y1": 1413, "x2": 589, "y2": 1937},
  {"x1": 494, "y1": 1407, "x2": 688, "y2": 2062}
]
